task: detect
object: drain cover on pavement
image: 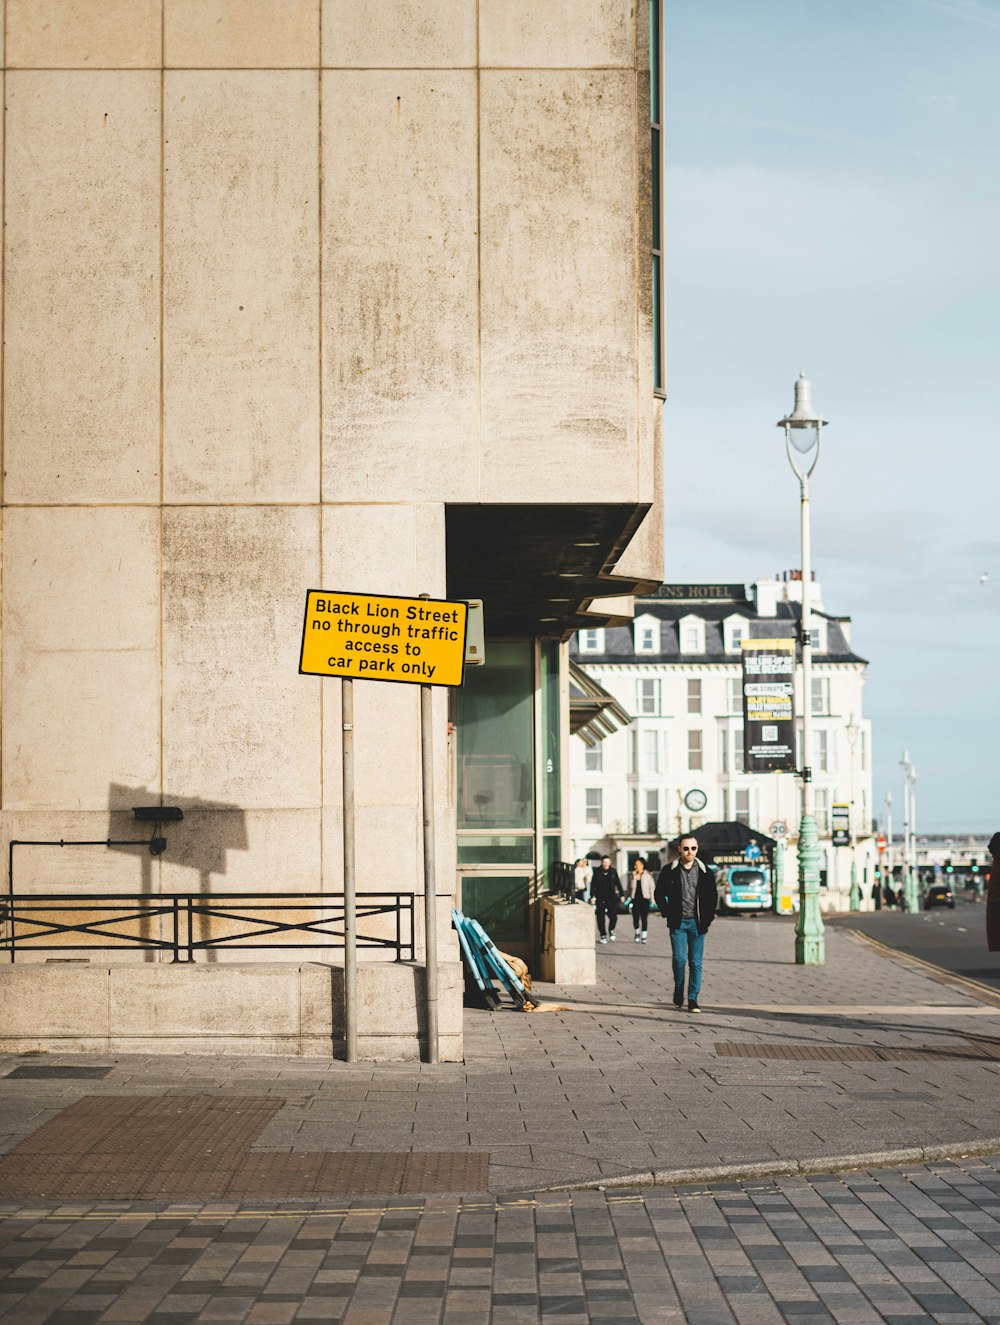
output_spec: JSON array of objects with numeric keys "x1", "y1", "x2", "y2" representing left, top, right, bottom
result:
[{"x1": 5, "y1": 1066, "x2": 113, "y2": 1080}]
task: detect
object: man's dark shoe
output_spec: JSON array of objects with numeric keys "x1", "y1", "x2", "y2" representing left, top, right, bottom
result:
[
  {"x1": 672, "y1": 988, "x2": 684, "y2": 1009},
  {"x1": 687, "y1": 1001, "x2": 701, "y2": 1014}
]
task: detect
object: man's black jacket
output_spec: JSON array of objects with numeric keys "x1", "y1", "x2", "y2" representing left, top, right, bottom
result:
[
  {"x1": 589, "y1": 866, "x2": 623, "y2": 905},
  {"x1": 653, "y1": 859, "x2": 718, "y2": 934}
]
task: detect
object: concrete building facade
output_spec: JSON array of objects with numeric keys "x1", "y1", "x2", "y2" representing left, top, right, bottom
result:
[
  {"x1": 570, "y1": 578, "x2": 875, "y2": 910},
  {"x1": 0, "y1": 2, "x2": 663, "y2": 1057}
]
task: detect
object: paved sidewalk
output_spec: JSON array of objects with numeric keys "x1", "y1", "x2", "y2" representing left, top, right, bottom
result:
[
  {"x1": 3, "y1": 917, "x2": 1000, "y2": 1196},
  {"x1": 3, "y1": 1159, "x2": 1000, "y2": 1323}
]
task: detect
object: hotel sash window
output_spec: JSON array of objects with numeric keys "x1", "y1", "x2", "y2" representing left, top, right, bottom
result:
[
  {"x1": 687, "y1": 729, "x2": 703, "y2": 771},
  {"x1": 643, "y1": 729, "x2": 659, "y2": 774},
  {"x1": 812, "y1": 728, "x2": 831, "y2": 773},
  {"x1": 585, "y1": 743, "x2": 602, "y2": 772},
  {"x1": 733, "y1": 725, "x2": 745, "y2": 774},
  {"x1": 814, "y1": 788, "x2": 830, "y2": 835},
  {"x1": 687, "y1": 678, "x2": 702, "y2": 714},
  {"x1": 637, "y1": 678, "x2": 660, "y2": 714},
  {"x1": 727, "y1": 676, "x2": 742, "y2": 714},
  {"x1": 734, "y1": 788, "x2": 750, "y2": 826},
  {"x1": 811, "y1": 677, "x2": 830, "y2": 715},
  {"x1": 644, "y1": 789, "x2": 659, "y2": 834},
  {"x1": 586, "y1": 788, "x2": 603, "y2": 825}
]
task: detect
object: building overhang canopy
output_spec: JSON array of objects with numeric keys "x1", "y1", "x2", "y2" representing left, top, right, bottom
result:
[
  {"x1": 445, "y1": 503, "x2": 658, "y2": 639},
  {"x1": 569, "y1": 661, "x2": 632, "y2": 747}
]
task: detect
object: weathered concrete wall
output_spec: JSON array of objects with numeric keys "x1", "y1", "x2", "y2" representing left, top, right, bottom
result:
[
  {"x1": 0, "y1": 1, "x2": 662, "y2": 1056},
  {"x1": 0, "y1": 961, "x2": 464, "y2": 1061},
  {"x1": 4, "y1": 71, "x2": 160, "y2": 503}
]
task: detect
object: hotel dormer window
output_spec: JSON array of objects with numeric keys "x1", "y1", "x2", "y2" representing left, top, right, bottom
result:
[
  {"x1": 633, "y1": 614, "x2": 660, "y2": 655},
  {"x1": 578, "y1": 627, "x2": 605, "y2": 654},
  {"x1": 679, "y1": 614, "x2": 704, "y2": 654},
  {"x1": 724, "y1": 615, "x2": 748, "y2": 653}
]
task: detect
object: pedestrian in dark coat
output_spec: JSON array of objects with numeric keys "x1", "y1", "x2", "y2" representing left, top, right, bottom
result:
[
  {"x1": 987, "y1": 833, "x2": 1000, "y2": 951},
  {"x1": 653, "y1": 835, "x2": 717, "y2": 1013},
  {"x1": 590, "y1": 855, "x2": 623, "y2": 944}
]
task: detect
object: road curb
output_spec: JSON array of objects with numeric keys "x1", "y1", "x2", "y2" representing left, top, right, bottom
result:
[
  {"x1": 543, "y1": 1137, "x2": 1000, "y2": 1193},
  {"x1": 839, "y1": 925, "x2": 1000, "y2": 1009}
]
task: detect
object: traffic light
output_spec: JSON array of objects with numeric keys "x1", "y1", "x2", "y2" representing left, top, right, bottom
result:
[
  {"x1": 972, "y1": 864, "x2": 980, "y2": 874},
  {"x1": 945, "y1": 859, "x2": 954, "y2": 873}
]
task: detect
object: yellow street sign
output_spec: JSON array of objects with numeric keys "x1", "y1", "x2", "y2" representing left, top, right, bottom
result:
[{"x1": 299, "y1": 590, "x2": 469, "y2": 687}]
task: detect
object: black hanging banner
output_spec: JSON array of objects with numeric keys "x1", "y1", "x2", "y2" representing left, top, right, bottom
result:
[
  {"x1": 741, "y1": 639, "x2": 797, "y2": 773},
  {"x1": 831, "y1": 803, "x2": 851, "y2": 847}
]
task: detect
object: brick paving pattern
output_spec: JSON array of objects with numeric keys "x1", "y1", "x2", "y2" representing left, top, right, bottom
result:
[
  {"x1": 0, "y1": 1095, "x2": 488, "y2": 1201},
  {"x1": 1, "y1": 1158, "x2": 1000, "y2": 1322}
]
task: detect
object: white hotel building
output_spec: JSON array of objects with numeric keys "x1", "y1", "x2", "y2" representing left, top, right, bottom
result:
[{"x1": 570, "y1": 577, "x2": 876, "y2": 909}]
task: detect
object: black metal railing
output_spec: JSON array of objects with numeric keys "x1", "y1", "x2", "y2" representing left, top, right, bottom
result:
[
  {"x1": 0, "y1": 892, "x2": 415, "y2": 963},
  {"x1": 548, "y1": 861, "x2": 576, "y2": 903}
]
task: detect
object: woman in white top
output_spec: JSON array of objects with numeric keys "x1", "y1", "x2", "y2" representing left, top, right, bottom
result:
[
  {"x1": 574, "y1": 857, "x2": 593, "y2": 902},
  {"x1": 629, "y1": 856, "x2": 654, "y2": 943}
]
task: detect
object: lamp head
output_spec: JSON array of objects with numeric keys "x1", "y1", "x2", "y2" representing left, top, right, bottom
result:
[{"x1": 778, "y1": 373, "x2": 827, "y2": 452}]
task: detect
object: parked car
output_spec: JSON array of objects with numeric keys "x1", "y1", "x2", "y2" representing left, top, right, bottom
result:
[
  {"x1": 716, "y1": 866, "x2": 773, "y2": 915},
  {"x1": 924, "y1": 884, "x2": 955, "y2": 911}
]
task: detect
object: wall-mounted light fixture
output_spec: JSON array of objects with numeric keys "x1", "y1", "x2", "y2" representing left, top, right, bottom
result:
[{"x1": 132, "y1": 806, "x2": 184, "y2": 855}]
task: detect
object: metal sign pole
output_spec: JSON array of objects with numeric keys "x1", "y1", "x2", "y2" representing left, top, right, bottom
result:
[
  {"x1": 342, "y1": 677, "x2": 357, "y2": 1063},
  {"x1": 419, "y1": 598, "x2": 439, "y2": 1065}
]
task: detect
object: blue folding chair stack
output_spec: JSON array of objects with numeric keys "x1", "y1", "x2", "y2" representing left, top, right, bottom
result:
[{"x1": 451, "y1": 908, "x2": 532, "y2": 1011}]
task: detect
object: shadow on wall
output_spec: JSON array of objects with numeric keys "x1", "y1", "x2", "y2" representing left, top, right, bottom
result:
[{"x1": 108, "y1": 784, "x2": 249, "y2": 962}]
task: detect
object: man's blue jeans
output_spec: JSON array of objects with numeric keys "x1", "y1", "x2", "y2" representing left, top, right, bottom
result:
[{"x1": 670, "y1": 917, "x2": 704, "y2": 1003}]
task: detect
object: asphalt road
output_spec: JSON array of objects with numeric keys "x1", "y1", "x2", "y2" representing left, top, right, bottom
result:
[{"x1": 828, "y1": 894, "x2": 1000, "y2": 990}]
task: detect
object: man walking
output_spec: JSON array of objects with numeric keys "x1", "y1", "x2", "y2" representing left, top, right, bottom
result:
[
  {"x1": 654, "y1": 835, "x2": 717, "y2": 1012},
  {"x1": 590, "y1": 854, "x2": 623, "y2": 945}
]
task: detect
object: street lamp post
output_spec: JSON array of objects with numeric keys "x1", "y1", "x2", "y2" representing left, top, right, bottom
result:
[
  {"x1": 779, "y1": 373, "x2": 827, "y2": 965},
  {"x1": 845, "y1": 714, "x2": 861, "y2": 911},
  {"x1": 899, "y1": 751, "x2": 919, "y2": 911}
]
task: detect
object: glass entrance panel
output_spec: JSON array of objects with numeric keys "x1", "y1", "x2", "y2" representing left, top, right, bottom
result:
[
  {"x1": 457, "y1": 835, "x2": 534, "y2": 866},
  {"x1": 461, "y1": 875, "x2": 531, "y2": 944},
  {"x1": 540, "y1": 640, "x2": 561, "y2": 831},
  {"x1": 457, "y1": 642, "x2": 533, "y2": 830}
]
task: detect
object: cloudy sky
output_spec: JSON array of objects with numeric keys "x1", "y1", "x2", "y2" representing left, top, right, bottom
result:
[{"x1": 663, "y1": 0, "x2": 1000, "y2": 834}]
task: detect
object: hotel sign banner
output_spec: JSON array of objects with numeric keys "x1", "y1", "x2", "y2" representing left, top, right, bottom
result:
[{"x1": 741, "y1": 638, "x2": 797, "y2": 773}]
